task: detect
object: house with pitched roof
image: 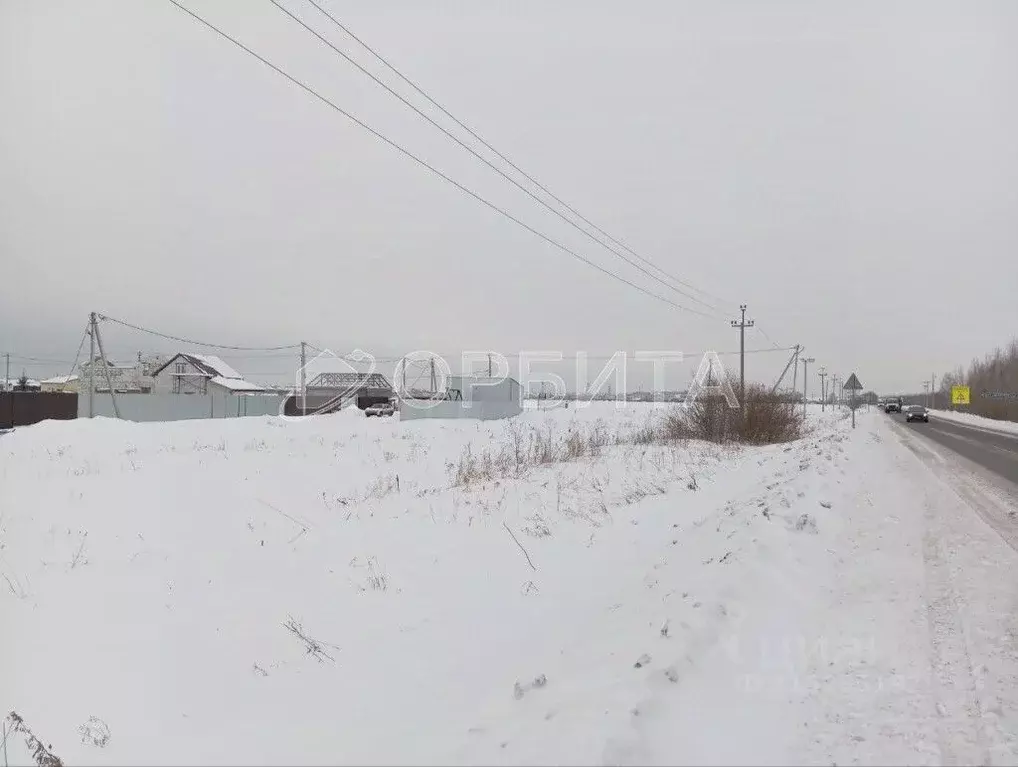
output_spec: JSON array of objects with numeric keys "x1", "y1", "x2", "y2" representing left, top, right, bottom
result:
[{"x1": 149, "y1": 353, "x2": 269, "y2": 396}]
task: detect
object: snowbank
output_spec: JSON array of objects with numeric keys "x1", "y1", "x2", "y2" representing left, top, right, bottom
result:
[{"x1": 929, "y1": 408, "x2": 1018, "y2": 436}]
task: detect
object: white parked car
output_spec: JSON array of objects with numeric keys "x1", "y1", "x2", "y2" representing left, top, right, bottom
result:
[{"x1": 364, "y1": 402, "x2": 395, "y2": 418}]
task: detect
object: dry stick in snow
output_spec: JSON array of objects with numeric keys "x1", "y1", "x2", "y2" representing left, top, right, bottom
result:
[
  {"x1": 4, "y1": 711, "x2": 62, "y2": 767},
  {"x1": 503, "y1": 522, "x2": 537, "y2": 571},
  {"x1": 70, "y1": 532, "x2": 87, "y2": 568},
  {"x1": 283, "y1": 616, "x2": 336, "y2": 663},
  {"x1": 258, "y1": 499, "x2": 310, "y2": 535}
]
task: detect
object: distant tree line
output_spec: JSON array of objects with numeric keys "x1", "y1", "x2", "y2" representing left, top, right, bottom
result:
[{"x1": 939, "y1": 337, "x2": 1018, "y2": 423}]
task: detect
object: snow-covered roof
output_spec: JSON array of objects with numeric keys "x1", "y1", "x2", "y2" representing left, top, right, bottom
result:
[
  {"x1": 209, "y1": 376, "x2": 269, "y2": 393},
  {"x1": 152, "y1": 353, "x2": 247, "y2": 381},
  {"x1": 41, "y1": 374, "x2": 80, "y2": 385},
  {"x1": 189, "y1": 354, "x2": 243, "y2": 380},
  {"x1": 2, "y1": 378, "x2": 41, "y2": 389}
]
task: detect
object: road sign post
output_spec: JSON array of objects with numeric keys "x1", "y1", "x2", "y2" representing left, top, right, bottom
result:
[
  {"x1": 951, "y1": 385, "x2": 970, "y2": 406},
  {"x1": 843, "y1": 373, "x2": 863, "y2": 429}
]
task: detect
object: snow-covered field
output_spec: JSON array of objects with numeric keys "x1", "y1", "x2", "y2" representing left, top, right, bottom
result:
[
  {"x1": 2, "y1": 404, "x2": 1018, "y2": 765},
  {"x1": 930, "y1": 407, "x2": 1018, "y2": 436}
]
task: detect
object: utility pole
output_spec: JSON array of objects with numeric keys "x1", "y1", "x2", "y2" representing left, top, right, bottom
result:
[
  {"x1": 429, "y1": 358, "x2": 437, "y2": 393},
  {"x1": 791, "y1": 346, "x2": 801, "y2": 395},
  {"x1": 931, "y1": 372, "x2": 936, "y2": 409},
  {"x1": 299, "y1": 341, "x2": 307, "y2": 415},
  {"x1": 770, "y1": 344, "x2": 800, "y2": 395},
  {"x1": 91, "y1": 313, "x2": 121, "y2": 419},
  {"x1": 487, "y1": 353, "x2": 492, "y2": 377},
  {"x1": 3, "y1": 352, "x2": 8, "y2": 393},
  {"x1": 88, "y1": 314, "x2": 96, "y2": 418},
  {"x1": 922, "y1": 381, "x2": 930, "y2": 408},
  {"x1": 818, "y1": 367, "x2": 828, "y2": 412},
  {"x1": 801, "y1": 357, "x2": 815, "y2": 419},
  {"x1": 730, "y1": 304, "x2": 754, "y2": 411}
]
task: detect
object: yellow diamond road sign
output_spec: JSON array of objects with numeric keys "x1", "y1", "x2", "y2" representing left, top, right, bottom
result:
[{"x1": 951, "y1": 385, "x2": 970, "y2": 405}]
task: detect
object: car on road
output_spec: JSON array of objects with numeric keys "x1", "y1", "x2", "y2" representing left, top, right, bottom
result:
[
  {"x1": 364, "y1": 401, "x2": 395, "y2": 418},
  {"x1": 885, "y1": 399, "x2": 902, "y2": 413},
  {"x1": 905, "y1": 405, "x2": 930, "y2": 423}
]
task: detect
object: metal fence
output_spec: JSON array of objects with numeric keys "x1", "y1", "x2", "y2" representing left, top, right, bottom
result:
[
  {"x1": 0, "y1": 392, "x2": 78, "y2": 429},
  {"x1": 78, "y1": 392, "x2": 286, "y2": 422}
]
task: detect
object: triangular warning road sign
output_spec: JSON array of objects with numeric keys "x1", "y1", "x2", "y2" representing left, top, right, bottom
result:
[{"x1": 843, "y1": 373, "x2": 863, "y2": 390}]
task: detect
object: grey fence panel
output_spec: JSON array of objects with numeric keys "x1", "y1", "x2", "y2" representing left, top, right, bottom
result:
[
  {"x1": 77, "y1": 393, "x2": 286, "y2": 422},
  {"x1": 399, "y1": 401, "x2": 522, "y2": 421}
]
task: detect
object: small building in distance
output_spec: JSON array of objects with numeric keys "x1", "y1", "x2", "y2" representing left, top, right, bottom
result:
[
  {"x1": 40, "y1": 374, "x2": 80, "y2": 393},
  {"x1": 79, "y1": 356, "x2": 151, "y2": 393},
  {"x1": 400, "y1": 375, "x2": 522, "y2": 421},
  {"x1": 286, "y1": 372, "x2": 394, "y2": 415},
  {"x1": 2, "y1": 377, "x2": 41, "y2": 393}
]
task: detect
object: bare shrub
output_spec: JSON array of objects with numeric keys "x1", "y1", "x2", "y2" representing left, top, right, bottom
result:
[
  {"x1": 529, "y1": 424, "x2": 558, "y2": 465},
  {"x1": 77, "y1": 716, "x2": 110, "y2": 748},
  {"x1": 661, "y1": 410, "x2": 694, "y2": 441},
  {"x1": 685, "y1": 394, "x2": 735, "y2": 443},
  {"x1": 667, "y1": 379, "x2": 803, "y2": 446},
  {"x1": 631, "y1": 420, "x2": 661, "y2": 444},
  {"x1": 735, "y1": 384, "x2": 804, "y2": 444},
  {"x1": 504, "y1": 419, "x2": 527, "y2": 475},
  {"x1": 564, "y1": 428, "x2": 587, "y2": 460},
  {"x1": 453, "y1": 444, "x2": 483, "y2": 486}
]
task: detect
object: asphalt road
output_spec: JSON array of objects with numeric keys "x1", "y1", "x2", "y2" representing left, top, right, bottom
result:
[{"x1": 891, "y1": 411, "x2": 1018, "y2": 488}]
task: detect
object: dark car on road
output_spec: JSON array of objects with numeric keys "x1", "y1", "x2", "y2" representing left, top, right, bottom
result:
[{"x1": 905, "y1": 405, "x2": 930, "y2": 423}]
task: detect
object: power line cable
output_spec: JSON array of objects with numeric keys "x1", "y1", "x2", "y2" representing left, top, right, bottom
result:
[
  {"x1": 97, "y1": 313, "x2": 302, "y2": 351},
  {"x1": 754, "y1": 325, "x2": 783, "y2": 350},
  {"x1": 1, "y1": 353, "x2": 73, "y2": 365},
  {"x1": 296, "y1": 346, "x2": 795, "y2": 363},
  {"x1": 164, "y1": 0, "x2": 715, "y2": 318},
  {"x1": 299, "y1": 0, "x2": 735, "y2": 310},
  {"x1": 272, "y1": 0, "x2": 724, "y2": 316}
]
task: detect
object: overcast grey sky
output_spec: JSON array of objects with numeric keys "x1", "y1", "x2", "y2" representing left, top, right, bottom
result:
[{"x1": 2, "y1": 0, "x2": 1016, "y2": 393}]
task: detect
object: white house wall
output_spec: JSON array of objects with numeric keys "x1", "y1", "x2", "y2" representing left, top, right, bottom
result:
[{"x1": 447, "y1": 376, "x2": 522, "y2": 403}]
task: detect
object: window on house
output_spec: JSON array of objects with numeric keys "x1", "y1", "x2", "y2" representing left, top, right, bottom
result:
[{"x1": 175, "y1": 362, "x2": 185, "y2": 374}]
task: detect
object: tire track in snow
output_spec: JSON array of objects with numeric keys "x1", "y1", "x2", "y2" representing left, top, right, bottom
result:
[{"x1": 891, "y1": 427, "x2": 1000, "y2": 765}]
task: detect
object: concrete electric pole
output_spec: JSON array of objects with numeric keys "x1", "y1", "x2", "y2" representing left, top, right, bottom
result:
[
  {"x1": 88, "y1": 314, "x2": 96, "y2": 418},
  {"x1": 818, "y1": 367, "x2": 828, "y2": 413},
  {"x1": 801, "y1": 357, "x2": 815, "y2": 419},
  {"x1": 300, "y1": 341, "x2": 307, "y2": 415},
  {"x1": 730, "y1": 304, "x2": 754, "y2": 412}
]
